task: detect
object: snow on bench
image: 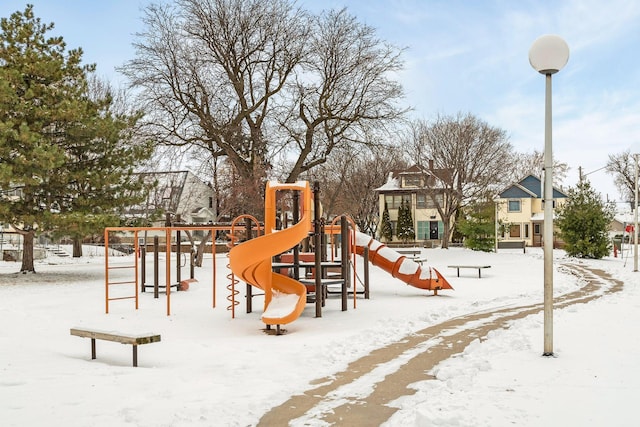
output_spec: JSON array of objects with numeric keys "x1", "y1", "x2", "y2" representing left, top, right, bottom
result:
[
  {"x1": 70, "y1": 327, "x2": 161, "y2": 367},
  {"x1": 447, "y1": 265, "x2": 491, "y2": 278},
  {"x1": 396, "y1": 249, "x2": 427, "y2": 264}
]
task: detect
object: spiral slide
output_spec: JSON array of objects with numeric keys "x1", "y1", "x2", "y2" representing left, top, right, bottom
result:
[
  {"x1": 354, "y1": 231, "x2": 453, "y2": 293},
  {"x1": 229, "y1": 181, "x2": 311, "y2": 327}
]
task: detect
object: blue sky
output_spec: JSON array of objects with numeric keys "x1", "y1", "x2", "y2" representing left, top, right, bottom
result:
[{"x1": 2, "y1": 0, "x2": 640, "y2": 203}]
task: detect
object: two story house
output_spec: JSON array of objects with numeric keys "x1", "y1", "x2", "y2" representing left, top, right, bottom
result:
[
  {"x1": 127, "y1": 170, "x2": 217, "y2": 227},
  {"x1": 495, "y1": 174, "x2": 568, "y2": 247},
  {"x1": 376, "y1": 164, "x2": 449, "y2": 246}
]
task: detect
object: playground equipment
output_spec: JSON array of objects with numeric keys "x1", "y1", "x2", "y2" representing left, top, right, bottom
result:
[
  {"x1": 229, "y1": 181, "x2": 311, "y2": 333},
  {"x1": 226, "y1": 214, "x2": 263, "y2": 318},
  {"x1": 228, "y1": 180, "x2": 453, "y2": 333},
  {"x1": 103, "y1": 180, "x2": 452, "y2": 334},
  {"x1": 354, "y1": 231, "x2": 452, "y2": 294},
  {"x1": 103, "y1": 225, "x2": 230, "y2": 315}
]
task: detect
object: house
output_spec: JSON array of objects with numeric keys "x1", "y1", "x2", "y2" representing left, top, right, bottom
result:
[
  {"x1": 495, "y1": 174, "x2": 568, "y2": 247},
  {"x1": 127, "y1": 171, "x2": 217, "y2": 227},
  {"x1": 376, "y1": 164, "x2": 450, "y2": 246},
  {"x1": 610, "y1": 213, "x2": 634, "y2": 236},
  {"x1": 610, "y1": 208, "x2": 637, "y2": 245}
]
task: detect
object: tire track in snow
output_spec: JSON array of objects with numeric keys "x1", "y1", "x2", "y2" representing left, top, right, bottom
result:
[{"x1": 257, "y1": 264, "x2": 623, "y2": 426}]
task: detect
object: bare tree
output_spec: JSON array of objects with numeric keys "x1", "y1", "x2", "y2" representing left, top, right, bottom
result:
[
  {"x1": 606, "y1": 150, "x2": 637, "y2": 208},
  {"x1": 120, "y1": 1, "x2": 407, "y2": 212},
  {"x1": 120, "y1": 0, "x2": 309, "y2": 214},
  {"x1": 278, "y1": 8, "x2": 407, "y2": 182},
  {"x1": 410, "y1": 113, "x2": 514, "y2": 248},
  {"x1": 339, "y1": 148, "x2": 408, "y2": 235},
  {"x1": 305, "y1": 143, "x2": 407, "y2": 235},
  {"x1": 509, "y1": 149, "x2": 568, "y2": 188}
]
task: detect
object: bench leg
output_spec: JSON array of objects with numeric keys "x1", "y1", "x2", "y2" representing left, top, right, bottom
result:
[
  {"x1": 133, "y1": 345, "x2": 138, "y2": 367},
  {"x1": 479, "y1": 269, "x2": 481, "y2": 278},
  {"x1": 91, "y1": 338, "x2": 96, "y2": 360},
  {"x1": 457, "y1": 268, "x2": 460, "y2": 277}
]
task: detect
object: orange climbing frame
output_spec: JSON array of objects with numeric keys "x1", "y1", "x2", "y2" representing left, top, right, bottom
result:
[{"x1": 104, "y1": 225, "x2": 229, "y2": 315}]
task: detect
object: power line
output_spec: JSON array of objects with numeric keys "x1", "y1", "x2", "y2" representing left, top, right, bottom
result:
[{"x1": 578, "y1": 165, "x2": 607, "y2": 181}]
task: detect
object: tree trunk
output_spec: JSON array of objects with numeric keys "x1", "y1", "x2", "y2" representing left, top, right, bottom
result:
[
  {"x1": 20, "y1": 230, "x2": 36, "y2": 273},
  {"x1": 184, "y1": 230, "x2": 212, "y2": 267},
  {"x1": 72, "y1": 237, "x2": 83, "y2": 257},
  {"x1": 194, "y1": 230, "x2": 212, "y2": 267},
  {"x1": 440, "y1": 215, "x2": 452, "y2": 249}
]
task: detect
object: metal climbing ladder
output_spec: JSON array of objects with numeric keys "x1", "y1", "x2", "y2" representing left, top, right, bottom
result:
[{"x1": 104, "y1": 228, "x2": 140, "y2": 313}]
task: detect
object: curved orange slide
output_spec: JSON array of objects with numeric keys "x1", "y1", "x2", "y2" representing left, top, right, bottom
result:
[
  {"x1": 229, "y1": 181, "x2": 311, "y2": 327},
  {"x1": 354, "y1": 231, "x2": 453, "y2": 293}
]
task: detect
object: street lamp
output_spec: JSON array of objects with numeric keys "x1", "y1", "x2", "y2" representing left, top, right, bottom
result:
[
  {"x1": 529, "y1": 34, "x2": 569, "y2": 357},
  {"x1": 493, "y1": 197, "x2": 502, "y2": 253}
]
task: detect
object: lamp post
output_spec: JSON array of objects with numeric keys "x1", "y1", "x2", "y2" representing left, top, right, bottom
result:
[
  {"x1": 529, "y1": 35, "x2": 569, "y2": 357},
  {"x1": 493, "y1": 197, "x2": 501, "y2": 253}
]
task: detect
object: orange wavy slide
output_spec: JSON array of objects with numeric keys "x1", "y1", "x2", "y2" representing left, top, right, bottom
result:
[
  {"x1": 354, "y1": 231, "x2": 453, "y2": 293},
  {"x1": 229, "y1": 181, "x2": 311, "y2": 327}
]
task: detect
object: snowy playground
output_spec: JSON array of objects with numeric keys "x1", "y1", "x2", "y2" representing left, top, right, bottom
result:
[{"x1": 1, "y1": 239, "x2": 639, "y2": 426}]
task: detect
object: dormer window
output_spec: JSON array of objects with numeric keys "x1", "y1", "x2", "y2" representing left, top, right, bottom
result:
[{"x1": 403, "y1": 176, "x2": 421, "y2": 187}]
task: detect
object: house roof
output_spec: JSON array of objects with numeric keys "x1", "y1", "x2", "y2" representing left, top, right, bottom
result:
[
  {"x1": 375, "y1": 164, "x2": 451, "y2": 192},
  {"x1": 137, "y1": 171, "x2": 189, "y2": 213},
  {"x1": 375, "y1": 172, "x2": 400, "y2": 191},
  {"x1": 498, "y1": 174, "x2": 568, "y2": 199}
]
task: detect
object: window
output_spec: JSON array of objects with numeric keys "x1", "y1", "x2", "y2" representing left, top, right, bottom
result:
[
  {"x1": 509, "y1": 224, "x2": 521, "y2": 238},
  {"x1": 417, "y1": 221, "x2": 429, "y2": 239},
  {"x1": 425, "y1": 194, "x2": 442, "y2": 209},
  {"x1": 416, "y1": 193, "x2": 440, "y2": 209},
  {"x1": 416, "y1": 194, "x2": 427, "y2": 209},
  {"x1": 416, "y1": 193, "x2": 443, "y2": 209},
  {"x1": 384, "y1": 194, "x2": 411, "y2": 209},
  {"x1": 508, "y1": 200, "x2": 521, "y2": 212},
  {"x1": 524, "y1": 224, "x2": 529, "y2": 238},
  {"x1": 404, "y1": 176, "x2": 421, "y2": 187}
]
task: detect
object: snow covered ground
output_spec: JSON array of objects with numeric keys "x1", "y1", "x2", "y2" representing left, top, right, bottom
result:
[{"x1": 1, "y1": 243, "x2": 638, "y2": 426}]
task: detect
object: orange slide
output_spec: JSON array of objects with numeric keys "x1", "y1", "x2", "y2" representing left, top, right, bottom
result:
[
  {"x1": 229, "y1": 181, "x2": 311, "y2": 327},
  {"x1": 354, "y1": 231, "x2": 453, "y2": 293}
]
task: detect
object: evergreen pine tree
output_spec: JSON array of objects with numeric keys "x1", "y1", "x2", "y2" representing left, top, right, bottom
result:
[
  {"x1": 406, "y1": 200, "x2": 416, "y2": 241},
  {"x1": 380, "y1": 202, "x2": 393, "y2": 242},
  {"x1": 457, "y1": 201, "x2": 495, "y2": 252},
  {"x1": 556, "y1": 180, "x2": 615, "y2": 259},
  {"x1": 396, "y1": 199, "x2": 415, "y2": 243},
  {"x1": 0, "y1": 6, "x2": 153, "y2": 270},
  {"x1": 395, "y1": 201, "x2": 405, "y2": 241}
]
